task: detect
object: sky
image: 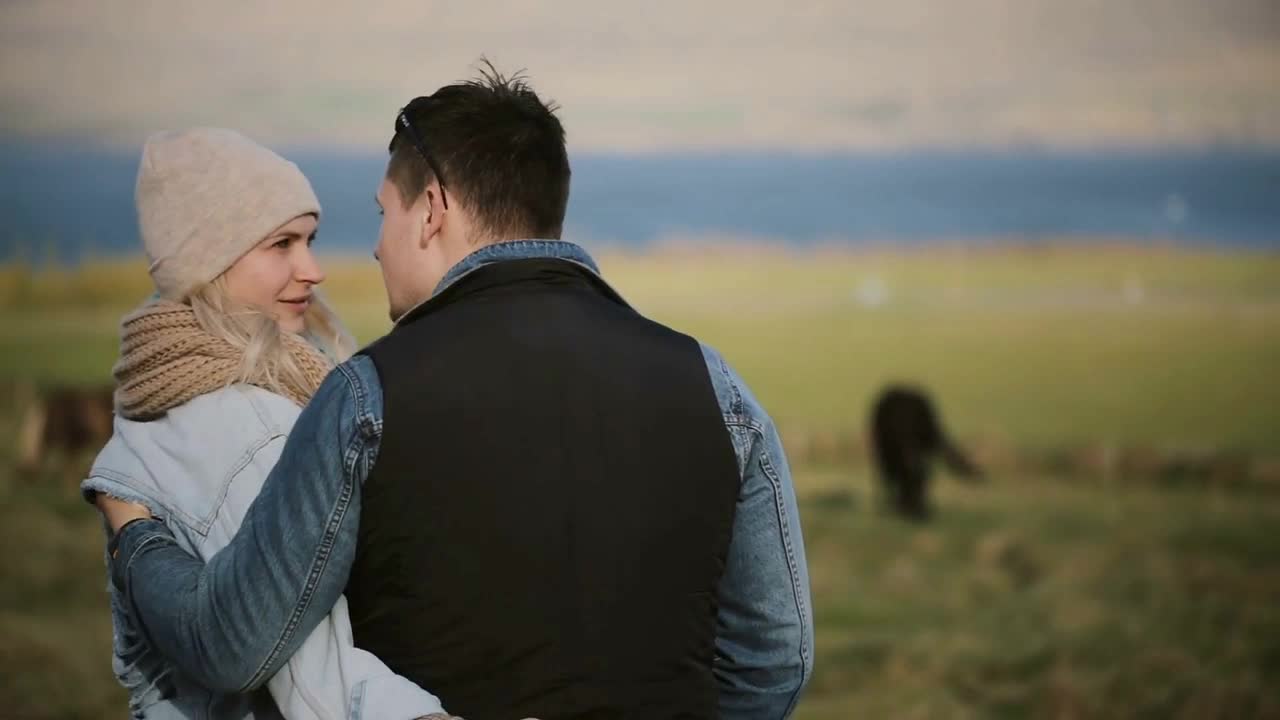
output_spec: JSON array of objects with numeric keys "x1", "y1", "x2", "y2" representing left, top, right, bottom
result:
[{"x1": 2, "y1": 0, "x2": 1278, "y2": 152}]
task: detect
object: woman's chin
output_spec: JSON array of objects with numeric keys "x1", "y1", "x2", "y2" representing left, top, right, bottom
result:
[{"x1": 277, "y1": 312, "x2": 307, "y2": 335}]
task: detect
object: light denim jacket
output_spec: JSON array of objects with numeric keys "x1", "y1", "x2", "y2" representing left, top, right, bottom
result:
[
  {"x1": 83, "y1": 385, "x2": 445, "y2": 719},
  {"x1": 108, "y1": 240, "x2": 815, "y2": 718}
]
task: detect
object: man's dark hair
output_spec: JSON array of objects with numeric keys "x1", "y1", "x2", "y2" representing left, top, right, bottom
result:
[{"x1": 387, "y1": 59, "x2": 571, "y2": 240}]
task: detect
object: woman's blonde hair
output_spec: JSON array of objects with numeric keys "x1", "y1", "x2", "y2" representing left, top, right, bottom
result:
[{"x1": 186, "y1": 276, "x2": 356, "y2": 400}]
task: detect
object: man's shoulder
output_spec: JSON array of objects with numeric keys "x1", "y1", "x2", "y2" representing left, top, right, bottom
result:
[
  {"x1": 290, "y1": 354, "x2": 383, "y2": 443},
  {"x1": 696, "y1": 341, "x2": 770, "y2": 428},
  {"x1": 333, "y1": 353, "x2": 381, "y2": 400}
]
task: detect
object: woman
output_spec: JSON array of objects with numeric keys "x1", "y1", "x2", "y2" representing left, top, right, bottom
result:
[{"x1": 82, "y1": 128, "x2": 452, "y2": 720}]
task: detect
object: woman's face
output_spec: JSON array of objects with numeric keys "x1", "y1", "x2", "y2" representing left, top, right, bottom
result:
[{"x1": 222, "y1": 214, "x2": 324, "y2": 334}]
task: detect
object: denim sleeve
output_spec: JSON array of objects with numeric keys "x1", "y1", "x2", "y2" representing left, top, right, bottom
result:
[
  {"x1": 701, "y1": 344, "x2": 814, "y2": 718},
  {"x1": 109, "y1": 355, "x2": 384, "y2": 694}
]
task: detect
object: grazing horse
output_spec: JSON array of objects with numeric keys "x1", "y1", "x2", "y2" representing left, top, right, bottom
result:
[
  {"x1": 870, "y1": 385, "x2": 981, "y2": 520},
  {"x1": 15, "y1": 384, "x2": 115, "y2": 476}
]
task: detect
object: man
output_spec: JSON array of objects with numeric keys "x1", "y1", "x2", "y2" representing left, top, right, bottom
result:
[{"x1": 99, "y1": 64, "x2": 813, "y2": 719}]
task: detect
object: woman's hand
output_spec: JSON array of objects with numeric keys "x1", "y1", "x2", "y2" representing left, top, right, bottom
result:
[{"x1": 94, "y1": 493, "x2": 153, "y2": 533}]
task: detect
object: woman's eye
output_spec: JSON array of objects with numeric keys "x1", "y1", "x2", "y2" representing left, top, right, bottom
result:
[{"x1": 273, "y1": 238, "x2": 291, "y2": 250}]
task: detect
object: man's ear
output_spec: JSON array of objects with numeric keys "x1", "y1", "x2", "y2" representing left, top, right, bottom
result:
[{"x1": 417, "y1": 183, "x2": 446, "y2": 249}]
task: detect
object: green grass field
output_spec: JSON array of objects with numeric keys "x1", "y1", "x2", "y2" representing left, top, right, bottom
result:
[{"x1": 2, "y1": 245, "x2": 1278, "y2": 718}]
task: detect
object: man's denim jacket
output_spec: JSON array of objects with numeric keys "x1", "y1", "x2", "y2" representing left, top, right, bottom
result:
[{"x1": 109, "y1": 240, "x2": 815, "y2": 718}]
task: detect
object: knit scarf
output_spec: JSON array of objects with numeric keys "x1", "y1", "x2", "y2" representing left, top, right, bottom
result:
[{"x1": 113, "y1": 299, "x2": 332, "y2": 419}]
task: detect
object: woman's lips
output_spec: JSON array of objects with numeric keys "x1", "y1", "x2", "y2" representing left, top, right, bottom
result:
[{"x1": 279, "y1": 295, "x2": 311, "y2": 312}]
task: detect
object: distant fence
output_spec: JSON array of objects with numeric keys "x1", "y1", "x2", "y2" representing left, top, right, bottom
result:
[{"x1": 779, "y1": 426, "x2": 1280, "y2": 488}]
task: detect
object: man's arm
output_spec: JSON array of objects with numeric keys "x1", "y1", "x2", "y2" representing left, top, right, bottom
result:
[
  {"x1": 702, "y1": 345, "x2": 815, "y2": 718},
  {"x1": 107, "y1": 357, "x2": 383, "y2": 694},
  {"x1": 192, "y1": 430, "x2": 445, "y2": 719}
]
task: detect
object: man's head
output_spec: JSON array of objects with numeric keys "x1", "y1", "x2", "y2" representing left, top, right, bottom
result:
[{"x1": 374, "y1": 61, "x2": 571, "y2": 320}]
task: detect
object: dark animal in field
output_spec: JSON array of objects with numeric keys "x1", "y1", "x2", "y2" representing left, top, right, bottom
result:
[
  {"x1": 870, "y1": 384, "x2": 981, "y2": 521},
  {"x1": 15, "y1": 384, "x2": 115, "y2": 476}
]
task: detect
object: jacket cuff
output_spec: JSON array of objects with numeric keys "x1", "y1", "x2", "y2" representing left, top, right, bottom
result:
[{"x1": 109, "y1": 517, "x2": 174, "y2": 591}]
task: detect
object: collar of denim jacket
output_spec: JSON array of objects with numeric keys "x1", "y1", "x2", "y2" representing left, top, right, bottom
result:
[
  {"x1": 434, "y1": 239, "x2": 602, "y2": 298},
  {"x1": 392, "y1": 239, "x2": 610, "y2": 328}
]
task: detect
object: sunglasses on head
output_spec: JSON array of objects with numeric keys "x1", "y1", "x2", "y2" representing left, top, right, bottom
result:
[{"x1": 395, "y1": 106, "x2": 449, "y2": 210}]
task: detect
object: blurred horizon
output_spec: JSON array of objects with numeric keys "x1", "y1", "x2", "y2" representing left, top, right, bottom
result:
[
  {"x1": 3, "y1": 0, "x2": 1279, "y2": 153},
  {"x1": 5, "y1": 1, "x2": 1278, "y2": 259},
  {"x1": 4, "y1": 142, "x2": 1278, "y2": 261}
]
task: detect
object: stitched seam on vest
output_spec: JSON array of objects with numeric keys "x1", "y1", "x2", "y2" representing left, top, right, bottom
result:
[
  {"x1": 196, "y1": 434, "x2": 284, "y2": 561},
  {"x1": 208, "y1": 386, "x2": 288, "y2": 535},
  {"x1": 348, "y1": 679, "x2": 366, "y2": 720},
  {"x1": 201, "y1": 431, "x2": 278, "y2": 537}
]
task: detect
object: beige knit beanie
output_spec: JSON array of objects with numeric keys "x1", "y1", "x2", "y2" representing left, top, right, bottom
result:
[{"x1": 136, "y1": 127, "x2": 321, "y2": 300}]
